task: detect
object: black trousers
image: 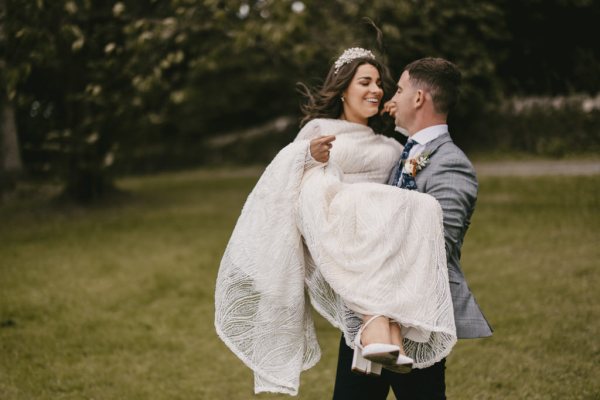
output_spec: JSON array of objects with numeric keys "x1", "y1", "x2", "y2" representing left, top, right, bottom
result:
[{"x1": 332, "y1": 335, "x2": 447, "y2": 400}]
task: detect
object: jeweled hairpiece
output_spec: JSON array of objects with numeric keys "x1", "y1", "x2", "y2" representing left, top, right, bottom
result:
[{"x1": 334, "y1": 47, "x2": 376, "y2": 74}]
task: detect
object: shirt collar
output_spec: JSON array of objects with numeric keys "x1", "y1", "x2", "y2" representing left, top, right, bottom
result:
[{"x1": 410, "y1": 124, "x2": 448, "y2": 145}]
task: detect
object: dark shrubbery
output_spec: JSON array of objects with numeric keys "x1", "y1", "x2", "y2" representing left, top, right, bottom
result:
[{"x1": 468, "y1": 97, "x2": 600, "y2": 157}]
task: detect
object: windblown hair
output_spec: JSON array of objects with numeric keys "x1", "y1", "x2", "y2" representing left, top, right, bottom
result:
[
  {"x1": 404, "y1": 57, "x2": 462, "y2": 115},
  {"x1": 298, "y1": 57, "x2": 394, "y2": 132}
]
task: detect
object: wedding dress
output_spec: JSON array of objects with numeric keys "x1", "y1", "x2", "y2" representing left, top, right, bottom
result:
[{"x1": 215, "y1": 119, "x2": 456, "y2": 395}]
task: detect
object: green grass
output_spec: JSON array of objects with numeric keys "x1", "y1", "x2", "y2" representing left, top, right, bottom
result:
[{"x1": 1, "y1": 169, "x2": 599, "y2": 399}]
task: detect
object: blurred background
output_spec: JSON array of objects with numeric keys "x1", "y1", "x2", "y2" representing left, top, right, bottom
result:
[
  {"x1": 1, "y1": 1, "x2": 599, "y2": 399},
  {"x1": 2, "y1": 0, "x2": 599, "y2": 202}
]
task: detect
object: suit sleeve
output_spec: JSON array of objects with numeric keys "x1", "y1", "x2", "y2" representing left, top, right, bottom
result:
[
  {"x1": 387, "y1": 163, "x2": 400, "y2": 186},
  {"x1": 425, "y1": 155, "x2": 478, "y2": 264}
]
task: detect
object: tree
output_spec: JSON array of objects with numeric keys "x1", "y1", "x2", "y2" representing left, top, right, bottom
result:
[
  {"x1": 0, "y1": 0, "x2": 23, "y2": 194},
  {"x1": 5, "y1": 0, "x2": 597, "y2": 202},
  {"x1": 5, "y1": 0, "x2": 221, "y2": 201},
  {"x1": 6, "y1": 0, "x2": 332, "y2": 200},
  {"x1": 0, "y1": 100, "x2": 23, "y2": 193}
]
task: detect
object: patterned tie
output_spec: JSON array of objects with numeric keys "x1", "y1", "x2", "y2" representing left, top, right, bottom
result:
[{"x1": 393, "y1": 139, "x2": 418, "y2": 190}]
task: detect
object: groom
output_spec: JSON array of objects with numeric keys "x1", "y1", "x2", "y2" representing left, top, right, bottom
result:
[{"x1": 331, "y1": 57, "x2": 493, "y2": 399}]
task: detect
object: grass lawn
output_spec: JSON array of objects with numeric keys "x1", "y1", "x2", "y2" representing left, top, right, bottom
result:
[{"x1": 1, "y1": 168, "x2": 598, "y2": 399}]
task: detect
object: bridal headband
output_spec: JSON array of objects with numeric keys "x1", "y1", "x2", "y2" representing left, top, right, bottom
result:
[{"x1": 334, "y1": 47, "x2": 376, "y2": 74}]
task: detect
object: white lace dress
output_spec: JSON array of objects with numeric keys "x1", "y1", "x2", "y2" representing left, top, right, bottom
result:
[{"x1": 215, "y1": 119, "x2": 456, "y2": 395}]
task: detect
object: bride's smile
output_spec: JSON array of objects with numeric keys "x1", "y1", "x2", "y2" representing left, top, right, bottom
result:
[{"x1": 341, "y1": 64, "x2": 383, "y2": 125}]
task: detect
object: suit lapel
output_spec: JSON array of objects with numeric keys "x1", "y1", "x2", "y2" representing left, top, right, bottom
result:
[
  {"x1": 414, "y1": 132, "x2": 452, "y2": 192},
  {"x1": 422, "y1": 132, "x2": 452, "y2": 156},
  {"x1": 389, "y1": 133, "x2": 453, "y2": 187}
]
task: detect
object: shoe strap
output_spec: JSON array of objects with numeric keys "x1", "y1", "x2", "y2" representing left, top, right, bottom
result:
[
  {"x1": 362, "y1": 315, "x2": 387, "y2": 331},
  {"x1": 355, "y1": 315, "x2": 387, "y2": 348},
  {"x1": 357, "y1": 314, "x2": 387, "y2": 340}
]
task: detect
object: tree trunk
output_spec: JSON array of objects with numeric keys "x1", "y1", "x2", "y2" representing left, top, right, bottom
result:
[
  {"x1": 0, "y1": 100, "x2": 23, "y2": 193},
  {"x1": 0, "y1": 0, "x2": 21, "y2": 194}
]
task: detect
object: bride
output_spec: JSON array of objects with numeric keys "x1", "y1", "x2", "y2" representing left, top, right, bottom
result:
[{"x1": 214, "y1": 48, "x2": 456, "y2": 395}]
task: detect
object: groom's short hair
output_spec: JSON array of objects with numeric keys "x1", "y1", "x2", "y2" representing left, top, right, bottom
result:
[{"x1": 404, "y1": 58, "x2": 461, "y2": 115}]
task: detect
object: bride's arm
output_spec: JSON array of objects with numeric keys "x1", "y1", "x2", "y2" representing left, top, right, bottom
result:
[{"x1": 294, "y1": 120, "x2": 335, "y2": 168}]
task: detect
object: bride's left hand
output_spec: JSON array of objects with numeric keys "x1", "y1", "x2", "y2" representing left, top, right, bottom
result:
[{"x1": 381, "y1": 100, "x2": 397, "y2": 117}]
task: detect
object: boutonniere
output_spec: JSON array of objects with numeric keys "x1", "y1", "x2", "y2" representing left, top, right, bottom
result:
[{"x1": 403, "y1": 152, "x2": 430, "y2": 177}]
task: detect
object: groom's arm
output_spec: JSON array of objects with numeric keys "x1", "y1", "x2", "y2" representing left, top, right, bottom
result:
[
  {"x1": 387, "y1": 163, "x2": 400, "y2": 186},
  {"x1": 424, "y1": 154, "x2": 478, "y2": 269}
]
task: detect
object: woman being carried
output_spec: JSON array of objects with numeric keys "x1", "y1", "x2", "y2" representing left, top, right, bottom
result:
[{"x1": 215, "y1": 48, "x2": 456, "y2": 396}]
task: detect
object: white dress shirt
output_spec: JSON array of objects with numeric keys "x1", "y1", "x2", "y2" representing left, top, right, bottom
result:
[{"x1": 407, "y1": 124, "x2": 448, "y2": 159}]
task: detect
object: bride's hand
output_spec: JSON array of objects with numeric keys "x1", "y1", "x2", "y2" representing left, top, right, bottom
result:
[
  {"x1": 381, "y1": 100, "x2": 397, "y2": 117},
  {"x1": 310, "y1": 135, "x2": 336, "y2": 163}
]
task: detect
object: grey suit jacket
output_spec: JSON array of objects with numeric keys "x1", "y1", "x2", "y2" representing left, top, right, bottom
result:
[{"x1": 388, "y1": 133, "x2": 493, "y2": 338}]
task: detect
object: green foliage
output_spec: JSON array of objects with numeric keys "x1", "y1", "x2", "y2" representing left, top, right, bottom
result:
[
  {"x1": 5, "y1": 0, "x2": 346, "y2": 199},
  {"x1": 348, "y1": 0, "x2": 510, "y2": 144},
  {"x1": 1, "y1": 169, "x2": 599, "y2": 398},
  {"x1": 474, "y1": 97, "x2": 600, "y2": 156},
  {"x1": 3, "y1": 0, "x2": 599, "y2": 201}
]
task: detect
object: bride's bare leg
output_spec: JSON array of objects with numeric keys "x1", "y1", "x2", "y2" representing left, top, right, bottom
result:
[
  {"x1": 360, "y1": 315, "x2": 392, "y2": 346},
  {"x1": 390, "y1": 322, "x2": 407, "y2": 355}
]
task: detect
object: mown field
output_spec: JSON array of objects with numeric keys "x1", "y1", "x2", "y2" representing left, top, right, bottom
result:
[{"x1": 1, "y1": 167, "x2": 598, "y2": 400}]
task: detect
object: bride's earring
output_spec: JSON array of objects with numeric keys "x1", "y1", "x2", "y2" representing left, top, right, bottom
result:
[{"x1": 341, "y1": 96, "x2": 345, "y2": 102}]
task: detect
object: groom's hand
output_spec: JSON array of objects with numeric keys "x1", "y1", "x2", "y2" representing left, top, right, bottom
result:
[{"x1": 310, "y1": 135, "x2": 336, "y2": 163}]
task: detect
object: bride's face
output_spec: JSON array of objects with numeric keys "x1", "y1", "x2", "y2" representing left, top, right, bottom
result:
[{"x1": 341, "y1": 63, "x2": 383, "y2": 125}]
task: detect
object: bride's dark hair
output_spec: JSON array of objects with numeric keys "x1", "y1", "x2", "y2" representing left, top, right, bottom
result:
[{"x1": 297, "y1": 56, "x2": 395, "y2": 133}]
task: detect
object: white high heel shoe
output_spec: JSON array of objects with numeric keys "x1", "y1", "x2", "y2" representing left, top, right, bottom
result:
[
  {"x1": 351, "y1": 350, "x2": 383, "y2": 376},
  {"x1": 351, "y1": 315, "x2": 400, "y2": 375},
  {"x1": 383, "y1": 320, "x2": 414, "y2": 374},
  {"x1": 383, "y1": 353, "x2": 414, "y2": 374}
]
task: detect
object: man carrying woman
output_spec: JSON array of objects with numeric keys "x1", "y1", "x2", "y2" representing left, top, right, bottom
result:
[
  {"x1": 331, "y1": 56, "x2": 493, "y2": 400},
  {"x1": 214, "y1": 49, "x2": 491, "y2": 398}
]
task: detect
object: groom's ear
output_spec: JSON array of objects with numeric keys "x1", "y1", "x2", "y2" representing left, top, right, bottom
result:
[{"x1": 414, "y1": 89, "x2": 425, "y2": 109}]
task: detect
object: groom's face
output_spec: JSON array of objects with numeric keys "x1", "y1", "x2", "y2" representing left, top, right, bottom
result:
[{"x1": 391, "y1": 71, "x2": 416, "y2": 132}]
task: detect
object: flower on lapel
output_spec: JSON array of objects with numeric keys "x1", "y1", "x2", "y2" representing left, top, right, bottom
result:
[{"x1": 403, "y1": 152, "x2": 430, "y2": 177}]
